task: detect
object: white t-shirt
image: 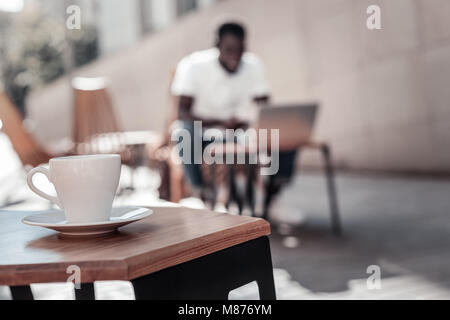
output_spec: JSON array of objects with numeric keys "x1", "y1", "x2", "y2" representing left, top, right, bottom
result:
[{"x1": 171, "y1": 48, "x2": 270, "y2": 122}]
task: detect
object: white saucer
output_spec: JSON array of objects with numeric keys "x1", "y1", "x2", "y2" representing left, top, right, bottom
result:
[{"x1": 22, "y1": 206, "x2": 153, "y2": 237}]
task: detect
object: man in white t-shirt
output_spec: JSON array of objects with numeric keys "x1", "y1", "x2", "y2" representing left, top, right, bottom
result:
[
  {"x1": 171, "y1": 22, "x2": 297, "y2": 211},
  {"x1": 172, "y1": 23, "x2": 270, "y2": 126}
]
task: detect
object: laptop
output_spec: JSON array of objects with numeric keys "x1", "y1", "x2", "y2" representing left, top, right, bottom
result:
[{"x1": 255, "y1": 103, "x2": 319, "y2": 151}]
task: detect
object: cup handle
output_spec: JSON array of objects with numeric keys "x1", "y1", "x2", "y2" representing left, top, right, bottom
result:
[{"x1": 27, "y1": 167, "x2": 62, "y2": 208}]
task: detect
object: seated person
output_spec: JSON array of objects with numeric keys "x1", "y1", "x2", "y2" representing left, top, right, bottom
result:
[{"x1": 171, "y1": 21, "x2": 297, "y2": 216}]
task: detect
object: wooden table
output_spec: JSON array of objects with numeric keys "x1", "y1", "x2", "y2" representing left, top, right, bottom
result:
[{"x1": 0, "y1": 205, "x2": 275, "y2": 300}]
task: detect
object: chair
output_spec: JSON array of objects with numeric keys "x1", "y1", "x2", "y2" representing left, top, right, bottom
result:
[
  {"x1": 145, "y1": 72, "x2": 226, "y2": 203},
  {"x1": 71, "y1": 77, "x2": 127, "y2": 157},
  {"x1": 0, "y1": 92, "x2": 53, "y2": 167},
  {"x1": 146, "y1": 75, "x2": 341, "y2": 234},
  {"x1": 306, "y1": 141, "x2": 341, "y2": 235},
  {"x1": 262, "y1": 141, "x2": 342, "y2": 235},
  {"x1": 205, "y1": 132, "x2": 342, "y2": 235},
  {"x1": 146, "y1": 71, "x2": 191, "y2": 202},
  {"x1": 0, "y1": 92, "x2": 73, "y2": 208}
]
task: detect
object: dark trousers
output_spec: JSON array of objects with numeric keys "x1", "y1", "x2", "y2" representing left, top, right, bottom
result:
[{"x1": 176, "y1": 121, "x2": 298, "y2": 189}]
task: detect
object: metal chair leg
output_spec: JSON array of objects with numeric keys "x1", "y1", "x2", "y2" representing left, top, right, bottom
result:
[
  {"x1": 322, "y1": 144, "x2": 342, "y2": 235},
  {"x1": 245, "y1": 164, "x2": 256, "y2": 217},
  {"x1": 262, "y1": 175, "x2": 283, "y2": 221},
  {"x1": 204, "y1": 163, "x2": 217, "y2": 209},
  {"x1": 227, "y1": 165, "x2": 243, "y2": 214}
]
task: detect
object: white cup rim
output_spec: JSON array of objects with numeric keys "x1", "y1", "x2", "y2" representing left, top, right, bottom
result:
[{"x1": 50, "y1": 154, "x2": 120, "y2": 162}]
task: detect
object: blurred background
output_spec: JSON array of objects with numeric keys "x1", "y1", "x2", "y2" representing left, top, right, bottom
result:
[
  {"x1": 3, "y1": 0, "x2": 449, "y2": 173},
  {"x1": 1, "y1": 0, "x2": 450, "y2": 300}
]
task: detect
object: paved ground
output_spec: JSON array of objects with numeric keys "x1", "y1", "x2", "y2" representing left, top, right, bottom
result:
[
  {"x1": 1, "y1": 165, "x2": 450, "y2": 299},
  {"x1": 267, "y1": 171, "x2": 450, "y2": 299}
]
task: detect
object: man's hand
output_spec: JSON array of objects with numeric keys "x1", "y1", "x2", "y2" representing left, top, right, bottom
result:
[{"x1": 223, "y1": 117, "x2": 247, "y2": 130}]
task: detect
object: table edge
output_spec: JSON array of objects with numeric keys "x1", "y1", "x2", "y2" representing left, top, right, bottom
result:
[{"x1": 0, "y1": 215, "x2": 270, "y2": 286}]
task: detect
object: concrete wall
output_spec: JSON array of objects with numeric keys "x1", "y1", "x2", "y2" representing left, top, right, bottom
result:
[
  {"x1": 27, "y1": 0, "x2": 450, "y2": 172},
  {"x1": 96, "y1": 0, "x2": 142, "y2": 55}
]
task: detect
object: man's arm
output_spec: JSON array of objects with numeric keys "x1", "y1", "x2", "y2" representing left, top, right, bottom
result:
[
  {"x1": 176, "y1": 94, "x2": 270, "y2": 129},
  {"x1": 178, "y1": 95, "x2": 195, "y2": 121},
  {"x1": 177, "y1": 95, "x2": 223, "y2": 127}
]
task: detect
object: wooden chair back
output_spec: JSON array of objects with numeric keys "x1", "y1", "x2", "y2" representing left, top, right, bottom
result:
[
  {"x1": 0, "y1": 92, "x2": 51, "y2": 167},
  {"x1": 71, "y1": 77, "x2": 122, "y2": 154}
]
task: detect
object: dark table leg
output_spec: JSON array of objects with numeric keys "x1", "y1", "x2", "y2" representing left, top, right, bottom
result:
[
  {"x1": 74, "y1": 282, "x2": 95, "y2": 300},
  {"x1": 10, "y1": 285, "x2": 33, "y2": 300},
  {"x1": 132, "y1": 236, "x2": 276, "y2": 300},
  {"x1": 254, "y1": 237, "x2": 276, "y2": 300}
]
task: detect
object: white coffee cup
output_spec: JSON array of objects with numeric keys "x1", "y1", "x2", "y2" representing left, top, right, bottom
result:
[{"x1": 27, "y1": 154, "x2": 121, "y2": 223}]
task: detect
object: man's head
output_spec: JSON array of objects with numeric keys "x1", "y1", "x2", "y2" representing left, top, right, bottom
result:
[{"x1": 216, "y1": 22, "x2": 246, "y2": 73}]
